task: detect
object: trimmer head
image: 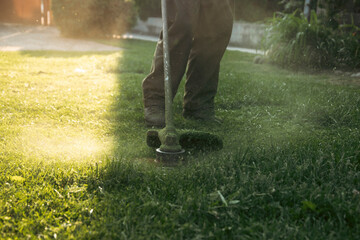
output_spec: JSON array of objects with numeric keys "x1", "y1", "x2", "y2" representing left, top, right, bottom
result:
[
  {"x1": 147, "y1": 130, "x2": 223, "y2": 152},
  {"x1": 155, "y1": 148, "x2": 186, "y2": 165}
]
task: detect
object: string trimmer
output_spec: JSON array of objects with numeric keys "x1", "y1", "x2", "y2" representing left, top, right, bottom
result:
[{"x1": 146, "y1": 0, "x2": 223, "y2": 164}]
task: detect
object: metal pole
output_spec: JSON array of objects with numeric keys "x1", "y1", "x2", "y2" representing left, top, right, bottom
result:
[
  {"x1": 304, "y1": 0, "x2": 311, "y2": 20},
  {"x1": 161, "y1": 0, "x2": 174, "y2": 130},
  {"x1": 156, "y1": 0, "x2": 182, "y2": 154},
  {"x1": 41, "y1": 0, "x2": 45, "y2": 25}
]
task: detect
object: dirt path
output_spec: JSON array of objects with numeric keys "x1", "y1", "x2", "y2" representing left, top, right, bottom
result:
[{"x1": 0, "y1": 23, "x2": 121, "y2": 52}]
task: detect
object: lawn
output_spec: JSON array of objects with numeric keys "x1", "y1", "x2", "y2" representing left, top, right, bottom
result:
[{"x1": 0, "y1": 39, "x2": 359, "y2": 239}]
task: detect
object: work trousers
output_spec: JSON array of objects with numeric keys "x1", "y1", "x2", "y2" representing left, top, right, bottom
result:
[{"x1": 142, "y1": 0, "x2": 233, "y2": 117}]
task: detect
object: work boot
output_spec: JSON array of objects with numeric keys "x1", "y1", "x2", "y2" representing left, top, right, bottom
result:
[
  {"x1": 144, "y1": 106, "x2": 165, "y2": 128},
  {"x1": 183, "y1": 109, "x2": 223, "y2": 124}
]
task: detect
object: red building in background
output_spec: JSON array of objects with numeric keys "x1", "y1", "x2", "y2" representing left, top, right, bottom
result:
[{"x1": 0, "y1": 0, "x2": 52, "y2": 25}]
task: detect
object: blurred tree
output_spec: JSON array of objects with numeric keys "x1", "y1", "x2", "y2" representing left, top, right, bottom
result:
[
  {"x1": 318, "y1": 0, "x2": 360, "y2": 26},
  {"x1": 131, "y1": 0, "x2": 359, "y2": 25},
  {"x1": 232, "y1": 0, "x2": 283, "y2": 22},
  {"x1": 279, "y1": 0, "x2": 360, "y2": 26},
  {"x1": 279, "y1": 0, "x2": 317, "y2": 13},
  {"x1": 132, "y1": 0, "x2": 283, "y2": 22},
  {"x1": 133, "y1": 0, "x2": 161, "y2": 21},
  {"x1": 52, "y1": 0, "x2": 136, "y2": 38}
]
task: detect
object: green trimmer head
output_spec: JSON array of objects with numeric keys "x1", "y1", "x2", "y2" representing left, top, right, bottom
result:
[{"x1": 147, "y1": 129, "x2": 223, "y2": 155}]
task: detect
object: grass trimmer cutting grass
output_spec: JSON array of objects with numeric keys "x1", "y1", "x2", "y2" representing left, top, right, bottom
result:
[{"x1": 146, "y1": 0, "x2": 223, "y2": 164}]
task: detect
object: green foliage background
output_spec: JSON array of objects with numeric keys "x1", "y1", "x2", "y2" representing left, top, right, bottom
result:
[
  {"x1": 133, "y1": 0, "x2": 161, "y2": 21},
  {"x1": 131, "y1": 0, "x2": 360, "y2": 23},
  {"x1": 281, "y1": 0, "x2": 360, "y2": 23},
  {"x1": 132, "y1": 0, "x2": 282, "y2": 22},
  {"x1": 264, "y1": 11, "x2": 360, "y2": 69},
  {"x1": 232, "y1": 0, "x2": 282, "y2": 22},
  {"x1": 52, "y1": 0, "x2": 137, "y2": 38}
]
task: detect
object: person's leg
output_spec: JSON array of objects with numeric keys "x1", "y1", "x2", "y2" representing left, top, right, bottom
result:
[
  {"x1": 142, "y1": 0, "x2": 200, "y2": 126},
  {"x1": 183, "y1": 0, "x2": 233, "y2": 120}
]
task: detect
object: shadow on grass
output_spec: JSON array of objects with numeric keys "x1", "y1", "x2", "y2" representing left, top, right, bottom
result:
[
  {"x1": 81, "y1": 39, "x2": 360, "y2": 239},
  {"x1": 108, "y1": 40, "x2": 157, "y2": 161},
  {"x1": 1, "y1": 40, "x2": 359, "y2": 239}
]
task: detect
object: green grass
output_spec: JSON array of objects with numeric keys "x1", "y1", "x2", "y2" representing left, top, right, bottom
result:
[{"x1": 0, "y1": 40, "x2": 359, "y2": 239}]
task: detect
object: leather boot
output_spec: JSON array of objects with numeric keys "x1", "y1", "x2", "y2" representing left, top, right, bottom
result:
[{"x1": 144, "y1": 106, "x2": 165, "y2": 128}]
